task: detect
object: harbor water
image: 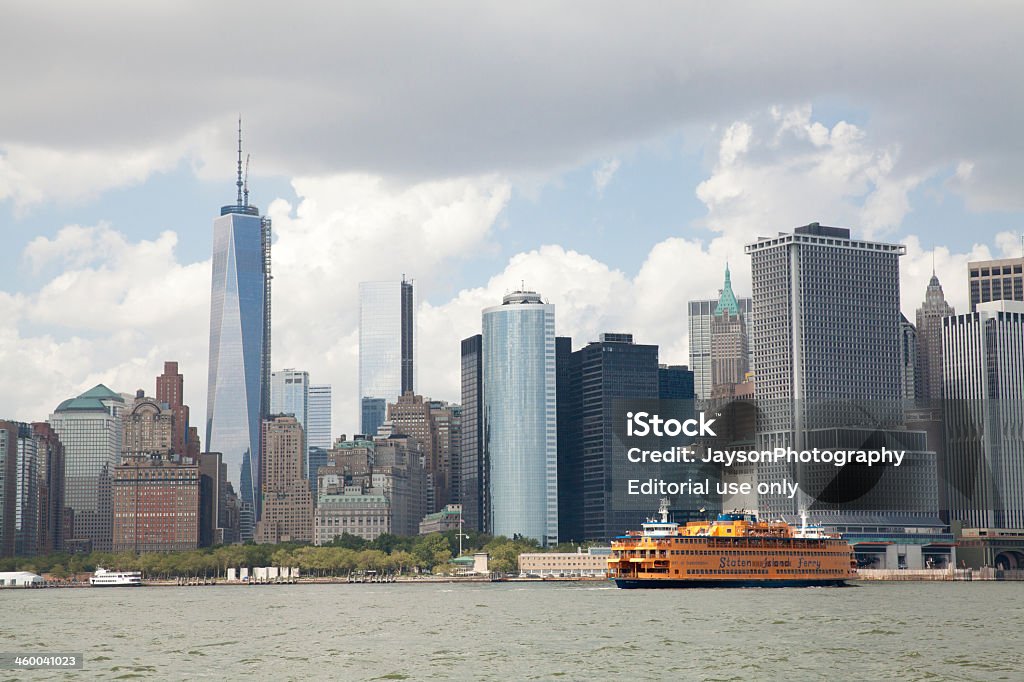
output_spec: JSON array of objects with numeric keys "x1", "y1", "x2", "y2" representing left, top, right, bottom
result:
[{"x1": 3, "y1": 581, "x2": 1022, "y2": 680}]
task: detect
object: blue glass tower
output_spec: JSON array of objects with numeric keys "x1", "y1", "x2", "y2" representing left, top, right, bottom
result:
[
  {"x1": 482, "y1": 290, "x2": 558, "y2": 546},
  {"x1": 206, "y1": 122, "x2": 271, "y2": 541}
]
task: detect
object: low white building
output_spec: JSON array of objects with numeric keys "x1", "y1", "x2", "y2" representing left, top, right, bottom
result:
[
  {"x1": 518, "y1": 548, "x2": 611, "y2": 578},
  {"x1": 0, "y1": 571, "x2": 45, "y2": 588}
]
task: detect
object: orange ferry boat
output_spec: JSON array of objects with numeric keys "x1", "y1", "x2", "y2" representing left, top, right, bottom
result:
[{"x1": 608, "y1": 500, "x2": 856, "y2": 588}]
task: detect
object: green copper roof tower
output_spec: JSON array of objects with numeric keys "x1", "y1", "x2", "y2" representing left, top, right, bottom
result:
[{"x1": 714, "y1": 264, "x2": 740, "y2": 317}]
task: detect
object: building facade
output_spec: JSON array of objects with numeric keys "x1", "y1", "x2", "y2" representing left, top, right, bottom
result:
[
  {"x1": 307, "y1": 384, "x2": 333, "y2": 450},
  {"x1": 942, "y1": 300, "x2": 1024, "y2": 528},
  {"x1": 49, "y1": 385, "x2": 125, "y2": 552},
  {"x1": 14, "y1": 424, "x2": 38, "y2": 556},
  {"x1": 968, "y1": 256, "x2": 1024, "y2": 311},
  {"x1": 205, "y1": 129, "x2": 272, "y2": 540},
  {"x1": 271, "y1": 368, "x2": 310, "y2": 481},
  {"x1": 358, "y1": 279, "x2": 415, "y2": 434},
  {"x1": 122, "y1": 391, "x2": 174, "y2": 456},
  {"x1": 482, "y1": 290, "x2": 558, "y2": 546}
]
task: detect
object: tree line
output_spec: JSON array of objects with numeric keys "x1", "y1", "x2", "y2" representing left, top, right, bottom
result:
[{"x1": 0, "y1": 530, "x2": 600, "y2": 579}]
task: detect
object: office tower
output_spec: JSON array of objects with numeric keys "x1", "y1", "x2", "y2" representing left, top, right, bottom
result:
[
  {"x1": 942, "y1": 300, "x2": 1024, "y2": 528},
  {"x1": 745, "y1": 223, "x2": 911, "y2": 517},
  {"x1": 271, "y1": 368, "x2": 310, "y2": 474},
  {"x1": 709, "y1": 265, "x2": 750, "y2": 390},
  {"x1": 256, "y1": 416, "x2": 313, "y2": 544},
  {"x1": 206, "y1": 123, "x2": 272, "y2": 540},
  {"x1": 554, "y1": 336, "x2": 577, "y2": 542},
  {"x1": 688, "y1": 272, "x2": 753, "y2": 402},
  {"x1": 123, "y1": 391, "x2": 174, "y2": 455},
  {"x1": 916, "y1": 273, "x2": 955, "y2": 403},
  {"x1": 968, "y1": 256, "x2": 1024, "y2": 311},
  {"x1": 14, "y1": 423, "x2": 39, "y2": 556},
  {"x1": 560, "y1": 334, "x2": 660, "y2": 542},
  {"x1": 459, "y1": 334, "x2": 486, "y2": 532},
  {"x1": 358, "y1": 279, "x2": 415, "y2": 433},
  {"x1": 113, "y1": 453, "x2": 200, "y2": 553},
  {"x1": 33, "y1": 422, "x2": 64, "y2": 554},
  {"x1": 307, "y1": 384, "x2": 332, "y2": 450},
  {"x1": 0, "y1": 421, "x2": 17, "y2": 556},
  {"x1": 49, "y1": 384, "x2": 125, "y2": 552},
  {"x1": 156, "y1": 361, "x2": 190, "y2": 457},
  {"x1": 482, "y1": 290, "x2": 558, "y2": 546},
  {"x1": 899, "y1": 314, "x2": 917, "y2": 402}
]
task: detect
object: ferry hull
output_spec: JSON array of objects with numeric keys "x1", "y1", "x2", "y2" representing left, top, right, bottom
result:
[{"x1": 614, "y1": 578, "x2": 849, "y2": 589}]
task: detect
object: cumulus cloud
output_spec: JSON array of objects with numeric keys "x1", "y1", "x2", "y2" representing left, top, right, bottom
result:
[{"x1": 696, "y1": 106, "x2": 928, "y2": 241}]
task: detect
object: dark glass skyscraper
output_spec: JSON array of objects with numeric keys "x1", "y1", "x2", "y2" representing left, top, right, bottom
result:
[
  {"x1": 205, "y1": 124, "x2": 271, "y2": 540},
  {"x1": 459, "y1": 334, "x2": 486, "y2": 532}
]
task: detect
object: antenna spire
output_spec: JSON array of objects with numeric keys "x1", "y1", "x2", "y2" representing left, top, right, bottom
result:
[
  {"x1": 243, "y1": 154, "x2": 250, "y2": 207},
  {"x1": 236, "y1": 117, "x2": 244, "y2": 206}
]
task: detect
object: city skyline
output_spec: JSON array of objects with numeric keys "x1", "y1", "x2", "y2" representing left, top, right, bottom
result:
[{"x1": 3, "y1": 5, "x2": 1024, "y2": 440}]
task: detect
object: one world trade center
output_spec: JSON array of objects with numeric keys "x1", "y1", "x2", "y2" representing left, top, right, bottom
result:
[{"x1": 206, "y1": 121, "x2": 272, "y2": 542}]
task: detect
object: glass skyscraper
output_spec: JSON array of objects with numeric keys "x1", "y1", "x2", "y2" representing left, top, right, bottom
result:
[
  {"x1": 482, "y1": 290, "x2": 558, "y2": 546},
  {"x1": 358, "y1": 279, "x2": 415, "y2": 433},
  {"x1": 206, "y1": 127, "x2": 271, "y2": 539},
  {"x1": 307, "y1": 384, "x2": 333, "y2": 451},
  {"x1": 271, "y1": 368, "x2": 309, "y2": 463},
  {"x1": 49, "y1": 385, "x2": 124, "y2": 552}
]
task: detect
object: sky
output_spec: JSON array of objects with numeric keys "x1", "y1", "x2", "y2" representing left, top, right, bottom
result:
[{"x1": 2, "y1": 3, "x2": 1023, "y2": 437}]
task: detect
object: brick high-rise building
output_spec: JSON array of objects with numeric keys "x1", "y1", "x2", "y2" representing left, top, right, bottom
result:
[
  {"x1": 388, "y1": 392, "x2": 446, "y2": 512},
  {"x1": 256, "y1": 416, "x2": 312, "y2": 544},
  {"x1": 156, "y1": 361, "x2": 188, "y2": 456},
  {"x1": 113, "y1": 454, "x2": 200, "y2": 553}
]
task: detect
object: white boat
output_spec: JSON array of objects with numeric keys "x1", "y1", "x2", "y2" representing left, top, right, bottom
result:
[{"x1": 89, "y1": 568, "x2": 142, "y2": 587}]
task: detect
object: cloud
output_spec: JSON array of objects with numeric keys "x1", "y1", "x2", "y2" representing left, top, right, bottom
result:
[
  {"x1": 592, "y1": 158, "x2": 621, "y2": 195},
  {"x1": 1, "y1": 5, "x2": 1022, "y2": 211},
  {"x1": 696, "y1": 106, "x2": 928, "y2": 241}
]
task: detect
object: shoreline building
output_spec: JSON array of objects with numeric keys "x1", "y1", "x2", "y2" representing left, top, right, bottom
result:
[
  {"x1": 113, "y1": 454, "x2": 200, "y2": 553},
  {"x1": 942, "y1": 300, "x2": 1024, "y2": 529},
  {"x1": 205, "y1": 122, "x2": 272, "y2": 541},
  {"x1": 49, "y1": 385, "x2": 124, "y2": 552},
  {"x1": 359, "y1": 279, "x2": 415, "y2": 436},
  {"x1": 482, "y1": 290, "x2": 558, "y2": 546}
]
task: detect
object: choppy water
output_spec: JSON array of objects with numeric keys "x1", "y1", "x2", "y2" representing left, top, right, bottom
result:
[{"x1": 2, "y1": 581, "x2": 1022, "y2": 680}]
